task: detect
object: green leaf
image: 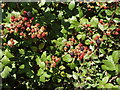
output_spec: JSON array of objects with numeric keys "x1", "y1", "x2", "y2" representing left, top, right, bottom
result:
[
  {"x1": 36, "y1": 56, "x2": 41, "y2": 65},
  {"x1": 72, "y1": 71, "x2": 78, "y2": 80},
  {"x1": 113, "y1": 18, "x2": 120, "y2": 23},
  {"x1": 100, "y1": 76, "x2": 109, "y2": 85},
  {"x1": 85, "y1": 39, "x2": 90, "y2": 45},
  {"x1": 105, "y1": 10, "x2": 113, "y2": 16},
  {"x1": 39, "y1": 62, "x2": 45, "y2": 68},
  {"x1": 1, "y1": 56, "x2": 10, "y2": 65},
  {"x1": 59, "y1": 65, "x2": 66, "y2": 70},
  {"x1": 112, "y1": 50, "x2": 119, "y2": 64},
  {"x1": 80, "y1": 18, "x2": 88, "y2": 25},
  {"x1": 115, "y1": 7, "x2": 120, "y2": 15},
  {"x1": 76, "y1": 34, "x2": 82, "y2": 40},
  {"x1": 19, "y1": 49, "x2": 25, "y2": 55},
  {"x1": 58, "y1": 11, "x2": 63, "y2": 20},
  {"x1": 115, "y1": 64, "x2": 120, "y2": 73},
  {"x1": 1, "y1": 66, "x2": 12, "y2": 78},
  {"x1": 47, "y1": 55, "x2": 52, "y2": 61},
  {"x1": 5, "y1": 49, "x2": 14, "y2": 58},
  {"x1": 38, "y1": 43, "x2": 45, "y2": 50},
  {"x1": 98, "y1": 23, "x2": 108, "y2": 31},
  {"x1": 102, "y1": 60, "x2": 115, "y2": 71},
  {"x1": 40, "y1": 74, "x2": 45, "y2": 82},
  {"x1": 44, "y1": 72, "x2": 51, "y2": 78},
  {"x1": 91, "y1": 54, "x2": 98, "y2": 59},
  {"x1": 0, "y1": 49, "x2": 3, "y2": 58},
  {"x1": 77, "y1": 7, "x2": 83, "y2": 18},
  {"x1": 67, "y1": 62, "x2": 75, "y2": 69},
  {"x1": 41, "y1": 0, "x2": 46, "y2": 6},
  {"x1": 109, "y1": 25, "x2": 116, "y2": 30},
  {"x1": 104, "y1": 83, "x2": 113, "y2": 88},
  {"x1": 90, "y1": 16, "x2": 99, "y2": 27},
  {"x1": 68, "y1": 1, "x2": 75, "y2": 10},
  {"x1": 37, "y1": 68, "x2": 44, "y2": 76},
  {"x1": 31, "y1": 46, "x2": 37, "y2": 52},
  {"x1": 41, "y1": 51, "x2": 47, "y2": 61},
  {"x1": 99, "y1": 49, "x2": 106, "y2": 54},
  {"x1": 19, "y1": 64, "x2": 25, "y2": 69},
  {"x1": 62, "y1": 54, "x2": 72, "y2": 63},
  {"x1": 116, "y1": 78, "x2": 120, "y2": 85}
]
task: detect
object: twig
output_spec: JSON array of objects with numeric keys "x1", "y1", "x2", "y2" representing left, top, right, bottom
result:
[{"x1": 109, "y1": 76, "x2": 118, "y2": 83}]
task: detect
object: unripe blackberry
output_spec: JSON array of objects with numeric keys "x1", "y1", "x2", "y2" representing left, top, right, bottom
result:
[
  {"x1": 11, "y1": 16, "x2": 15, "y2": 19},
  {"x1": 41, "y1": 33, "x2": 46, "y2": 37}
]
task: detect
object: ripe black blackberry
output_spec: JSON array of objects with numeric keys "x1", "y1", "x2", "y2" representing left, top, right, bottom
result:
[
  {"x1": 80, "y1": 46, "x2": 84, "y2": 51},
  {"x1": 27, "y1": 11, "x2": 32, "y2": 18},
  {"x1": 96, "y1": 39, "x2": 101, "y2": 45},
  {"x1": 70, "y1": 52, "x2": 74, "y2": 57},
  {"x1": 0, "y1": 25, "x2": 4, "y2": 30}
]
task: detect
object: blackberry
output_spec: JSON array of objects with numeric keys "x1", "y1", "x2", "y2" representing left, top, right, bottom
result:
[
  {"x1": 70, "y1": 52, "x2": 74, "y2": 57},
  {"x1": 96, "y1": 39, "x2": 101, "y2": 45},
  {"x1": 27, "y1": 11, "x2": 32, "y2": 18},
  {"x1": 0, "y1": 25, "x2": 4, "y2": 30},
  {"x1": 80, "y1": 46, "x2": 84, "y2": 51}
]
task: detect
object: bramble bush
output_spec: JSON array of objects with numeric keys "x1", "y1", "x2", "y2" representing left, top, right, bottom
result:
[{"x1": 0, "y1": 1, "x2": 120, "y2": 89}]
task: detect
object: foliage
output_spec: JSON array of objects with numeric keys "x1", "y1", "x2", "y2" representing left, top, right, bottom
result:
[{"x1": 0, "y1": 1, "x2": 120, "y2": 89}]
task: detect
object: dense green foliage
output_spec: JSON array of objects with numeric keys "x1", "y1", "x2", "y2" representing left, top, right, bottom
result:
[{"x1": 0, "y1": 1, "x2": 120, "y2": 89}]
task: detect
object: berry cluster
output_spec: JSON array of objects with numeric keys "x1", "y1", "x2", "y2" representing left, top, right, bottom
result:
[
  {"x1": 45, "y1": 55, "x2": 61, "y2": 68},
  {"x1": 1, "y1": 11, "x2": 48, "y2": 47},
  {"x1": 63, "y1": 36, "x2": 104, "y2": 60},
  {"x1": 3, "y1": 38, "x2": 18, "y2": 47}
]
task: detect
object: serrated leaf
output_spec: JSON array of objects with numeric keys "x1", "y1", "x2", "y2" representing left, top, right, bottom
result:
[
  {"x1": 115, "y1": 7, "x2": 120, "y2": 15},
  {"x1": 19, "y1": 49, "x2": 25, "y2": 55},
  {"x1": 1, "y1": 66, "x2": 12, "y2": 78},
  {"x1": 76, "y1": 34, "x2": 82, "y2": 40},
  {"x1": 1, "y1": 56, "x2": 10, "y2": 65},
  {"x1": 38, "y1": 43, "x2": 45, "y2": 50},
  {"x1": 80, "y1": 18, "x2": 88, "y2": 25},
  {"x1": 101, "y1": 76, "x2": 109, "y2": 84},
  {"x1": 68, "y1": 1, "x2": 75, "y2": 10},
  {"x1": 40, "y1": 74, "x2": 45, "y2": 82},
  {"x1": 5, "y1": 49, "x2": 14, "y2": 58},
  {"x1": 36, "y1": 56, "x2": 41, "y2": 65},
  {"x1": 41, "y1": 0, "x2": 46, "y2": 6},
  {"x1": 62, "y1": 54, "x2": 72, "y2": 63},
  {"x1": 90, "y1": 16, "x2": 99, "y2": 27},
  {"x1": 44, "y1": 72, "x2": 51, "y2": 78},
  {"x1": 37, "y1": 68, "x2": 44, "y2": 76},
  {"x1": 116, "y1": 78, "x2": 120, "y2": 85},
  {"x1": 113, "y1": 18, "x2": 120, "y2": 23},
  {"x1": 41, "y1": 51, "x2": 47, "y2": 61},
  {"x1": 112, "y1": 51, "x2": 119, "y2": 64},
  {"x1": 67, "y1": 62, "x2": 75, "y2": 69},
  {"x1": 0, "y1": 49, "x2": 3, "y2": 58},
  {"x1": 19, "y1": 64, "x2": 25, "y2": 69},
  {"x1": 98, "y1": 23, "x2": 108, "y2": 31},
  {"x1": 77, "y1": 7, "x2": 83, "y2": 18},
  {"x1": 31, "y1": 46, "x2": 37, "y2": 52},
  {"x1": 105, "y1": 10, "x2": 113, "y2": 16},
  {"x1": 102, "y1": 60, "x2": 115, "y2": 71},
  {"x1": 85, "y1": 39, "x2": 90, "y2": 45},
  {"x1": 39, "y1": 62, "x2": 45, "y2": 68},
  {"x1": 104, "y1": 83, "x2": 113, "y2": 88},
  {"x1": 72, "y1": 71, "x2": 78, "y2": 80},
  {"x1": 99, "y1": 49, "x2": 106, "y2": 54}
]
